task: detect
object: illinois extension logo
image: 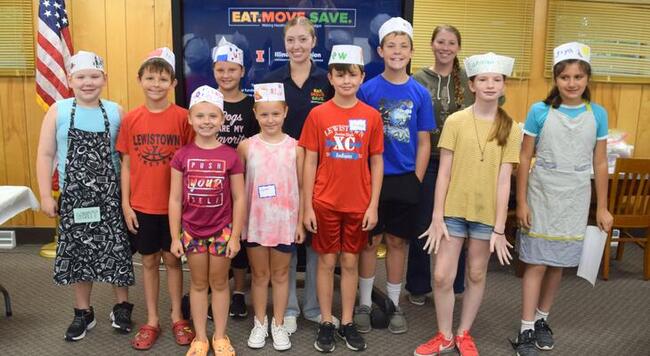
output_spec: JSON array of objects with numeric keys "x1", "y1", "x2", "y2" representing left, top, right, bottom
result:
[{"x1": 229, "y1": 8, "x2": 356, "y2": 28}]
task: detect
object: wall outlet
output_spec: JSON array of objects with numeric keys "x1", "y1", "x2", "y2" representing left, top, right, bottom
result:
[{"x1": 0, "y1": 230, "x2": 16, "y2": 249}]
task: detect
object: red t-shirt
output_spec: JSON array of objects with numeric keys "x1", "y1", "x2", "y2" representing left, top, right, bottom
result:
[
  {"x1": 116, "y1": 104, "x2": 193, "y2": 214},
  {"x1": 299, "y1": 99, "x2": 384, "y2": 213}
]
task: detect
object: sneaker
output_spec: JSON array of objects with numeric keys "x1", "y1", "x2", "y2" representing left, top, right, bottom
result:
[
  {"x1": 408, "y1": 293, "x2": 426, "y2": 306},
  {"x1": 513, "y1": 329, "x2": 538, "y2": 356},
  {"x1": 229, "y1": 292, "x2": 247, "y2": 318},
  {"x1": 534, "y1": 319, "x2": 554, "y2": 350},
  {"x1": 413, "y1": 332, "x2": 455, "y2": 356},
  {"x1": 455, "y1": 330, "x2": 479, "y2": 356},
  {"x1": 247, "y1": 316, "x2": 268, "y2": 349},
  {"x1": 314, "y1": 321, "x2": 336, "y2": 353},
  {"x1": 306, "y1": 314, "x2": 340, "y2": 329},
  {"x1": 336, "y1": 323, "x2": 367, "y2": 351},
  {"x1": 353, "y1": 305, "x2": 372, "y2": 333},
  {"x1": 110, "y1": 302, "x2": 133, "y2": 333},
  {"x1": 388, "y1": 308, "x2": 408, "y2": 334},
  {"x1": 65, "y1": 307, "x2": 96, "y2": 341},
  {"x1": 271, "y1": 317, "x2": 292, "y2": 351},
  {"x1": 284, "y1": 315, "x2": 297, "y2": 334}
]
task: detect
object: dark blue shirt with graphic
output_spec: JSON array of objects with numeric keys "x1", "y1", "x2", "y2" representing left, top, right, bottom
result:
[{"x1": 358, "y1": 75, "x2": 435, "y2": 175}]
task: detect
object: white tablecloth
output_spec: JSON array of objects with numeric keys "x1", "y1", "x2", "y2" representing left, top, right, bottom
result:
[{"x1": 0, "y1": 186, "x2": 40, "y2": 225}]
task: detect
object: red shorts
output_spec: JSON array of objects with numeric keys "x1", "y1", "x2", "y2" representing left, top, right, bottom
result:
[{"x1": 312, "y1": 202, "x2": 368, "y2": 254}]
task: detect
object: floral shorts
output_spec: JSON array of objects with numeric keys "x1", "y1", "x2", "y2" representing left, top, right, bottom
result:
[{"x1": 182, "y1": 226, "x2": 231, "y2": 256}]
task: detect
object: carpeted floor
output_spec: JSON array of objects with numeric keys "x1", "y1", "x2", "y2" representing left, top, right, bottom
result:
[{"x1": 1, "y1": 244, "x2": 649, "y2": 355}]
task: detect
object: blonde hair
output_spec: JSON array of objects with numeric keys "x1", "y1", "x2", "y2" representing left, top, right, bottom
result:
[{"x1": 284, "y1": 16, "x2": 316, "y2": 39}]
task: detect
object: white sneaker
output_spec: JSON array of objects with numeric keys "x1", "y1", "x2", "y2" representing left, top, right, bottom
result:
[
  {"x1": 284, "y1": 315, "x2": 297, "y2": 334},
  {"x1": 305, "y1": 314, "x2": 340, "y2": 329},
  {"x1": 247, "y1": 316, "x2": 268, "y2": 349},
  {"x1": 271, "y1": 317, "x2": 292, "y2": 351}
]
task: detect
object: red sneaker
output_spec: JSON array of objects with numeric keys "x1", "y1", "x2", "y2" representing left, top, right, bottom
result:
[
  {"x1": 455, "y1": 330, "x2": 479, "y2": 356},
  {"x1": 414, "y1": 332, "x2": 455, "y2": 356}
]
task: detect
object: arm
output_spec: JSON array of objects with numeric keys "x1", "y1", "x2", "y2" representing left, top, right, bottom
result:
[
  {"x1": 295, "y1": 147, "x2": 306, "y2": 243},
  {"x1": 36, "y1": 105, "x2": 58, "y2": 218},
  {"x1": 302, "y1": 149, "x2": 318, "y2": 233},
  {"x1": 168, "y1": 168, "x2": 184, "y2": 257},
  {"x1": 415, "y1": 131, "x2": 431, "y2": 181},
  {"x1": 593, "y1": 140, "x2": 613, "y2": 232},
  {"x1": 516, "y1": 135, "x2": 535, "y2": 228},
  {"x1": 491, "y1": 162, "x2": 514, "y2": 265},
  {"x1": 120, "y1": 154, "x2": 138, "y2": 234},
  {"x1": 227, "y1": 173, "x2": 246, "y2": 258},
  {"x1": 419, "y1": 148, "x2": 453, "y2": 254},
  {"x1": 362, "y1": 154, "x2": 383, "y2": 231}
]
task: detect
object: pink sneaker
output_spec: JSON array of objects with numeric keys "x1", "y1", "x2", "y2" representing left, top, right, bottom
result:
[{"x1": 414, "y1": 332, "x2": 455, "y2": 356}]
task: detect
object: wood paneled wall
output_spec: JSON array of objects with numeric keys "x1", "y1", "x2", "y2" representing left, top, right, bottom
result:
[{"x1": 1, "y1": 0, "x2": 648, "y2": 228}]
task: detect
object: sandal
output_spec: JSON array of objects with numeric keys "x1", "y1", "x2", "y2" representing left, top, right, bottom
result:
[
  {"x1": 212, "y1": 335, "x2": 236, "y2": 356},
  {"x1": 131, "y1": 324, "x2": 161, "y2": 350},
  {"x1": 172, "y1": 319, "x2": 195, "y2": 346},
  {"x1": 186, "y1": 339, "x2": 209, "y2": 356}
]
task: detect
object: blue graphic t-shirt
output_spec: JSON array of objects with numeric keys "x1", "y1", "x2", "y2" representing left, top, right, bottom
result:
[{"x1": 358, "y1": 75, "x2": 435, "y2": 175}]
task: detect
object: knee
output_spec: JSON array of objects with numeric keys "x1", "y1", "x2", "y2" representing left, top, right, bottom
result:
[
  {"x1": 162, "y1": 253, "x2": 180, "y2": 270},
  {"x1": 318, "y1": 258, "x2": 336, "y2": 273},
  {"x1": 433, "y1": 271, "x2": 453, "y2": 290},
  {"x1": 466, "y1": 267, "x2": 486, "y2": 285},
  {"x1": 191, "y1": 278, "x2": 209, "y2": 292},
  {"x1": 340, "y1": 254, "x2": 358, "y2": 273},
  {"x1": 252, "y1": 267, "x2": 271, "y2": 286},
  {"x1": 271, "y1": 267, "x2": 289, "y2": 285},
  {"x1": 386, "y1": 236, "x2": 406, "y2": 250},
  {"x1": 210, "y1": 277, "x2": 229, "y2": 292},
  {"x1": 142, "y1": 254, "x2": 161, "y2": 269}
]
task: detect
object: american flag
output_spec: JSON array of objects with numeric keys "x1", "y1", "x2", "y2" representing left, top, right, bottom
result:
[{"x1": 36, "y1": 0, "x2": 73, "y2": 110}]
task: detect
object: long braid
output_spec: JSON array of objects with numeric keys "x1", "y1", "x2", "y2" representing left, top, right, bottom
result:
[{"x1": 452, "y1": 56, "x2": 463, "y2": 110}]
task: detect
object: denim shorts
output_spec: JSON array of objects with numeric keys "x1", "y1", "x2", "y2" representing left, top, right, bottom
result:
[{"x1": 444, "y1": 217, "x2": 493, "y2": 241}]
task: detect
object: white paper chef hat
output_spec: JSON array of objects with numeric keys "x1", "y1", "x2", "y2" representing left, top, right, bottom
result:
[
  {"x1": 464, "y1": 52, "x2": 515, "y2": 77},
  {"x1": 328, "y1": 45, "x2": 364, "y2": 65},
  {"x1": 144, "y1": 47, "x2": 176, "y2": 71},
  {"x1": 211, "y1": 37, "x2": 244, "y2": 66},
  {"x1": 553, "y1": 42, "x2": 591, "y2": 66},
  {"x1": 253, "y1": 83, "x2": 285, "y2": 102},
  {"x1": 69, "y1": 51, "x2": 105, "y2": 74},
  {"x1": 378, "y1": 17, "x2": 413, "y2": 43},
  {"x1": 189, "y1": 85, "x2": 224, "y2": 110}
]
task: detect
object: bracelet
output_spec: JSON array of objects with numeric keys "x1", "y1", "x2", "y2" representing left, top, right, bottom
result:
[{"x1": 492, "y1": 229, "x2": 505, "y2": 236}]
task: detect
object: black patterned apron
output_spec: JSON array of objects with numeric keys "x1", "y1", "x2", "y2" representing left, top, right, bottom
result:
[{"x1": 53, "y1": 99, "x2": 134, "y2": 286}]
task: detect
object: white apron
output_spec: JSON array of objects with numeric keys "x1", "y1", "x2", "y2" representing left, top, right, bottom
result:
[{"x1": 518, "y1": 104, "x2": 597, "y2": 267}]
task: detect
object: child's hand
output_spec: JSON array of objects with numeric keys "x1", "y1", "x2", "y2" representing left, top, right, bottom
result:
[
  {"x1": 295, "y1": 224, "x2": 306, "y2": 244},
  {"x1": 170, "y1": 239, "x2": 184, "y2": 258},
  {"x1": 304, "y1": 208, "x2": 317, "y2": 233},
  {"x1": 516, "y1": 203, "x2": 531, "y2": 229},
  {"x1": 418, "y1": 216, "x2": 449, "y2": 255},
  {"x1": 122, "y1": 205, "x2": 139, "y2": 234},
  {"x1": 226, "y1": 238, "x2": 241, "y2": 259},
  {"x1": 362, "y1": 206, "x2": 378, "y2": 231},
  {"x1": 596, "y1": 207, "x2": 613, "y2": 233},
  {"x1": 489, "y1": 233, "x2": 513, "y2": 265},
  {"x1": 40, "y1": 196, "x2": 58, "y2": 218}
]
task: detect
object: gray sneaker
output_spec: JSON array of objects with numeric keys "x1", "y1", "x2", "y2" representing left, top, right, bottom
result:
[
  {"x1": 534, "y1": 319, "x2": 554, "y2": 350},
  {"x1": 353, "y1": 305, "x2": 371, "y2": 333},
  {"x1": 388, "y1": 308, "x2": 407, "y2": 334},
  {"x1": 513, "y1": 329, "x2": 538, "y2": 356},
  {"x1": 408, "y1": 293, "x2": 426, "y2": 306}
]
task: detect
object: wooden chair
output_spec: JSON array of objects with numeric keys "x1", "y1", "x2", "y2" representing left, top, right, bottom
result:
[{"x1": 602, "y1": 158, "x2": 650, "y2": 280}]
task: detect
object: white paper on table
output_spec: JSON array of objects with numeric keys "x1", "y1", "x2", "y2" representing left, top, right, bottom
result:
[
  {"x1": 577, "y1": 225, "x2": 607, "y2": 286},
  {"x1": 0, "y1": 186, "x2": 40, "y2": 225}
]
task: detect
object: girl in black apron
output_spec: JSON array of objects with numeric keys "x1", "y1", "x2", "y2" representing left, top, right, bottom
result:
[{"x1": 36, "y1": 51, "x2": 135, "y2": 342}]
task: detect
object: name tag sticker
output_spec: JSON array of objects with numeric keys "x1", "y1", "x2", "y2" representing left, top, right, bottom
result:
[
  {"x1": 73, "y1": 207, "x2": 101, "y2": 224},
  {"x1": 349, "y1": 119, "x2": 366, "y2": 132},
  {"x1": 258, "y1": 184, "x2": 277, "y2": 199}
]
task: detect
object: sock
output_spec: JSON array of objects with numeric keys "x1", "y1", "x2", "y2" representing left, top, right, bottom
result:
[
  {"x1": 386, "y1": 281, "x2": 402, "y2": 308},
  {"x1": 520, "y1": 319, "x2": 535, "y2": 333},
  {"x1": 233, "y1": 291, "x2": 245, "y2": 295},
  {"x1": 535, "y1": 308, "x2": 549, "y2": 322},
  {"x1": 358, "y1": 276, "x2": 375, "y2": 307}
]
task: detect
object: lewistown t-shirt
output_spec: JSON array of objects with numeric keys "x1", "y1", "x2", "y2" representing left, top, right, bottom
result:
[
  {"x1": 170, "y1": 142, "x2": 244, "y2": 239},
  {"x1": 116, "y1": 104, "x2": 193, "y2": 214},
  {"x1": 218, "y1": 95, "x2": 259, "y2": 148}
]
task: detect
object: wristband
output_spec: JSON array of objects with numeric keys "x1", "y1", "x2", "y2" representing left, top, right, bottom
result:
[{"x1": 492, "y1": 229, "x2": 505, "y2": 236}]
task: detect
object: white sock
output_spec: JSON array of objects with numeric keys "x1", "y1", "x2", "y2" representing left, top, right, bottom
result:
[
  {"x1": 386, "y1": 282, "x2": 402, "y2": 308},
  {"x1": 520, "y1": 319, "x2": 535, "y2": 333},
  {"x1": 535, "y1": 308, "x2": 549, "y2": 322},
  {"x1": 358, "y1": 276, "x2": 375, "y2": 307}
]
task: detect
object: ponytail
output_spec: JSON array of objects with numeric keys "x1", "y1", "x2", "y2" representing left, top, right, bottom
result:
[{"x1": 489, "y1": 107, "x2": 513, "y2": 147}]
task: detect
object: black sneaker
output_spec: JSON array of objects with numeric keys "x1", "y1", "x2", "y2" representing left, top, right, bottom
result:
[
  {"x1": 110, "y1": 302, "x2": 134, "y2": 333},
  {"x1": 512, "y1": 329, "x2": 538, "y2": 356},
  {"x1": 534, "y1": 319, "x2": 554, "y2": 350},
  {"x1": 229, "y1": 292, "x2": 247, "y2": 318},
  {"x1": 65, "y1": 307, "x2": 96, "y2": 341},
  {"x1": 314, "y1": 321, "x2": 336, "y2": 353},
  {"x1": 336, "y1": 323, "x2": 367, "y2": 351}
]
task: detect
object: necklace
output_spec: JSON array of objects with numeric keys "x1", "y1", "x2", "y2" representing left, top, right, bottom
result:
[{"x1": 471, "y1": 106, "x2": 490, "y2": 162}]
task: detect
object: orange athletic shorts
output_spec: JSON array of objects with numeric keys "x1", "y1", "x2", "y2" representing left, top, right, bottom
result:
[{"x1": 312, "y1": 202, "x2": 368, "y2": 254}]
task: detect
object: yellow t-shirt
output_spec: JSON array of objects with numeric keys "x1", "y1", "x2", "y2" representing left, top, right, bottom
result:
[{"x1": 438, "y1": 107, "x2": 522, "y2": 226}]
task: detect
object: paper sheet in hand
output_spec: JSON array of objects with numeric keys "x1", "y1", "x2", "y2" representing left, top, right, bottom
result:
[{"x1": 577, "y1": 225, "x2": 607, "y2": 286}]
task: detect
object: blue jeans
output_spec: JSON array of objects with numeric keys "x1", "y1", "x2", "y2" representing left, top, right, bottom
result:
[
  {"x1": 285, "y1": 240, "x2": 320, "y2": 319},
  {"x1": 406, "y1": 157, "x2": 466, "y2": 295}
]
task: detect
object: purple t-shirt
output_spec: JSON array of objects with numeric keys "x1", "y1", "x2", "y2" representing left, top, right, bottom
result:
[{"x1": 171, "y1": 142, "x2": 244, "y2": 239}]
